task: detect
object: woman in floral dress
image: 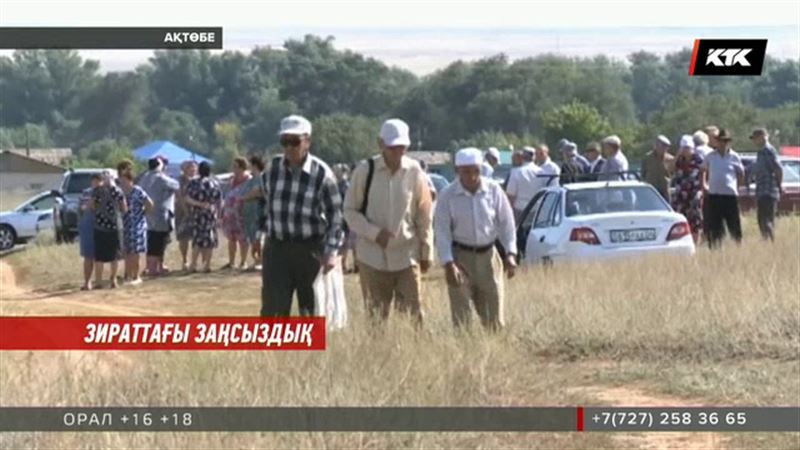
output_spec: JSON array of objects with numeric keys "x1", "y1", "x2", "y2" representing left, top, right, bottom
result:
[
  {"x1": 185, "y1": 161, "x2": 222, "y2": 273},
  {"x1": 119, "y1": 169, "x2": 153, "y2": 285},
  {"x1": 220, "y1": 157, "x2": 252, "y2": 270},
  {"x1": 671, "y1": 135, "x2": 705, "y2": 243},
  {"x1": 240, "y1": 155, "x2": 266, "y2": 271}
]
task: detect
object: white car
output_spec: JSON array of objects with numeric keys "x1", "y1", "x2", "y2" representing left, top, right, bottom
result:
[
  {"x1": 519, "y1": 181, "x2": 695, "y2": 265},
  {"x1": 0, "y1": 191, "x2": 58, "y2": 251}
]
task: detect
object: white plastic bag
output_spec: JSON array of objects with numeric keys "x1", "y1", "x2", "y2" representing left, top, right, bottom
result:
[{"x1": 313, "y1": 259, "x2": 348, "y2": 330}]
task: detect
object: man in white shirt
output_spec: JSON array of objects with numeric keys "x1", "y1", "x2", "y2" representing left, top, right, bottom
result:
[
  {"x1": 343, "y1": 119, "x2": 433, "y2": 325},
  {"x1": 702, "y1": 128, "x2": 745, "y2": 249},
  {"x1": 434, "y1": 148, "x2": 517, "y2": 331},
  {"x1": 535, "y1": 145, "x2": 561, "y2": 177},
  {"x1": 598, "y1": 135, "x2": 629, "y2": 181},
  {"x1": 481, "y1": 147, "x2": 500, "y2": 178},
  {"x1": 506, "y1": 147, "x2": 547, "y2": 222}
]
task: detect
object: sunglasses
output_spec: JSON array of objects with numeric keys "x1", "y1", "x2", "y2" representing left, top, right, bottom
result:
[{"x1": 280, "y1": 136, "x2": 303, "y2": 148}]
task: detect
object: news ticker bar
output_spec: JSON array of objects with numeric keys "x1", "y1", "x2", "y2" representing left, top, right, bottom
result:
[
  {"x1": 0, "y1": 407, "x2": 798, "y2": 432},
  {"x1": 0, "y1": 27, "x2": 222, "y2": 49}
]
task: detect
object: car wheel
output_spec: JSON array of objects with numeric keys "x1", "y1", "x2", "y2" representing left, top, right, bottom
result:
[{"x1": 0, "y1": 225, "x2": 16, "y2": 251}]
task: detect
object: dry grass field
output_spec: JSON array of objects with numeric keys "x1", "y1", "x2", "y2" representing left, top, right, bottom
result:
[{"x1": 0, "y1": 214, "x2": 798, "y2": 449}]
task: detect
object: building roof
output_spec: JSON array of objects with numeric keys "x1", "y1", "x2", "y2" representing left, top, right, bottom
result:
[
  {"x1": 3, "y1": 148, "x2": 72, "y2": 166},
  {"x1": 0, "y1": 151, "x2": 65, "y2": 174}
]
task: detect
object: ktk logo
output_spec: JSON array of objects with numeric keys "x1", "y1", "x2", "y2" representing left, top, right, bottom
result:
[{"x1": 689, "y1": 39, "x2": 767, "y2": 76}]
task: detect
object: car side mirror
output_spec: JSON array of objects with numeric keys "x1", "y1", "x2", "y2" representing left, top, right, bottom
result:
[
  {"x1": 21, "y1": 205, "x2": 35, "y2": 213},
  {"x1": 51, "y1": 189, "x2": 64, "y2": 198}
]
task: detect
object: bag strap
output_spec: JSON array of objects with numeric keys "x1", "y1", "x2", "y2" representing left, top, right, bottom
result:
[{"x1": 359, "y1": 157, "x2": 374, "y2": 215}]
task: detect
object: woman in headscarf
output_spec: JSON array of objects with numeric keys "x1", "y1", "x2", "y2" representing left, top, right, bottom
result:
[
  {"x1": 220, "y1": 157, "x2": 253, "y2": 270},
  {"x1": 78, "y1": 173, "x2": 102, "y2": 290},
  {"x1": 119, "y1": 164, "x2": 153, "y2": 285},
  {"x1": 671, "y1": 135, "x2": 705, "y2": 243},
  {"x1": 91, "y1": 170, "x2": 128, "y2": 288},
  {"x1": 239, "y1": 154, "x2": 266, "y2": 271},
  {"x1": 185, "y1": 161, "x2": 222, "y2": 273}
]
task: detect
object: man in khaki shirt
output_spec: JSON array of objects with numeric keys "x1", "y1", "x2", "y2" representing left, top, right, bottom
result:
[
  {"x1": 343, "y1": 119, "x2": 433, "y2": 324},
  {"x1": 641, "y1": 134, "x2": 675, "y2": 202}
]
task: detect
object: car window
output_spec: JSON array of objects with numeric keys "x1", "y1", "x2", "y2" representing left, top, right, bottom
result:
[
  {"x1": 782, "y1": 161, "x2": 800, "y2": 183},
  {"x1": 534, "y1": 192, "x2": 558, "y2": 229},
  {"x1": 565, "y1": 186, "x2": 670, "y2": 217},
  {"x1": 64, "y1": 173, "x2": 94, "y2": 194},
  {"x1": 30, "y1": 195, "x2": 56, "y2": 211}
]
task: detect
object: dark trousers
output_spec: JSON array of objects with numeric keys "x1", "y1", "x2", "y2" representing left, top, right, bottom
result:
[
  {"x1": 706, "y1": 194, "x2": 742, "y2": 249},
  {"x1": 757, "y1": 196, "x2": 778, "y2": 241},
  {"x1": 260, "y1": 238, "x2": 323, "y2": 317}
]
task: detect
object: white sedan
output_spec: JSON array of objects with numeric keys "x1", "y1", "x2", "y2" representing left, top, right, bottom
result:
[
  {"x1": 518, "y1": 181, "x2": 695, "y2": 265},
  {"x1": 0, "y1": 191, "x2": 58, "y2": 251}
]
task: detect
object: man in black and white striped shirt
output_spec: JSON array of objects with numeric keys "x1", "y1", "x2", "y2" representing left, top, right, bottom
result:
[{"x1": 260, "y1": 115, "x2": 344, "y2": 317}]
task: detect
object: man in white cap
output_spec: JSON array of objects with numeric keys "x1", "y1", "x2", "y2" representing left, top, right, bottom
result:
[
  {"x1": 598, "y1": 135, "x2": 629, "y2": 181},
  {"x1": 481, "y1": 147, "x2": 500, "y2": 178},
  {"x1": 260, "y1": 115, "x2": 344, "y2": 317},
  {"x1": 557, "y1": 140, "x2": 589, "y2": 184},
  {"x1": 343, "y1": 118, "x2": 433, "y2": 325},
  {"x1": 434, "y1": 148, "x2": 516, "y2": 331},
  {"x1": 640, "y1": 134, "x2": 675, "y2": 201},
  {"x1": 506, "y1": 146, "x2": 545, "y2": 223}
]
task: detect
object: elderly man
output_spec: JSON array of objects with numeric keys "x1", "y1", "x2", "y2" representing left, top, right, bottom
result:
[
  {"x1": 435, "y1": 148, "x2": 516, "y2": 331},
  {"x1": 536, "y1": 144, "x2": 561, "y2": 177},
  {"x1": 641, "y1": 135, "x2": 675, "y2": 202},
  {"x1": 175, "y1": 160, "x2": 198, "y2": 271},
  {"x1": 598, "y1": 135, "x2": 629, "y2": 181},
  {"x1": 557, "y1": 140, "x2": 588, "y2": 184},
  {"x1": 750, "y1": 127, "x2": 784, "y2": 241},
  {"x1": 584, "y1": 141, "x2": 605, "y2": 179},
  {"x1": 139, "y1": 156, "x2": 180, "y2": 276},
  {"x1": 261, "y1": 115, "x2": 344, "y2": 317},
  {"x1": 344, "y1": 119, "x2": 433, "y2": 324},
  {"x1": 702, "y1": 128, "x2": 745, "y2": 249},
  {"x1": 481, "y1": 147, "x2": 500, "y2": 178},
  {"x1": 506, "y1": 146, "x2": 545, "y2": 222}
]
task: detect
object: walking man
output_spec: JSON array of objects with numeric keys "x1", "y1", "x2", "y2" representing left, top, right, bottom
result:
[
  {"x1": 506, "y1": 147, "x2": 545, "y2": 223},
  {"x1": 261, "y1": 115, "x2": 344, "y2": 316},
  {"x1": 343, "y1": 119, "x2": 433, "y2": 324},
  {"x1": 641, "y1": 135, "x2": 675, "y2": 202},
  {"x1": 481, "y1": 147, "x2": 500, "y2": 178},
  {"x1": 435, "y1": 148, "x2": 517, "y2": 331},
  {"x1": 749, "y1": 127, "x2": 783, "y2": 241},
  {"x1": 702, "y1": 128, "x2": 745, "y2": 248}
]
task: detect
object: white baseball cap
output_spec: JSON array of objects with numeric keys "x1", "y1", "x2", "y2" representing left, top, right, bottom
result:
[
  {"x1": 455, "y1": 148, "x2": 484, "y2": 167},
  {"x1": 278, "y1": 115, "x2": 312, "y2": 136},
  {"x1": 679, "y1": 135, "x2": 694, "y2": 148},
  {"x1": 602, "y1": 135, "x2": 622, "y2": 147},
  {"x1": 656, "y1": 135, "x2": 671, "y2": 146},
  {"x1": 485, "y1": 147, "x2": 500, "y2": 161},
  {"x1": 380, "y1": 119, "x2": 411, "y2": 147}
]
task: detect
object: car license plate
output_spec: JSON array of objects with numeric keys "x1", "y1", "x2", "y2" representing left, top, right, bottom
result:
[{"x1": 610, "y1": 228, "x2": 657, "y2": 243}]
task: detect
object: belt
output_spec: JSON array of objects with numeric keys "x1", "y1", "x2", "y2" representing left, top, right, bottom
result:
[
  {"x1": 453, "y1": 241, "x2": 494, "y2": 253},
  {"x1": 270, "y1": 235, "x2": 324, "y2": 244}
]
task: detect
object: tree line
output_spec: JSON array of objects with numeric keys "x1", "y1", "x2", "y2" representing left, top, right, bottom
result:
[{"x1": 1, "y1": 35, "x2": 798, "y2": 171}]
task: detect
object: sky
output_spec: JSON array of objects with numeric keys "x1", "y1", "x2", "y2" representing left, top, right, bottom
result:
[{"x1": 2, "y1": 0, "x2": 799, "y2": 74}]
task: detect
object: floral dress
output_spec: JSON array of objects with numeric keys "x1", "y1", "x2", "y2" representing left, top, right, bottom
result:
[
  {"x1": 671, "y1": 151, "x2": 705, "y2": 235},
  {"x1": 221, "y1": 175, "x2": 251, "y2": 243},
  {"x1": 240, "y1": 175, "x2": 264, "y2": 244},
  {"x1": 186, "y1": 177, "x2": 222, "y2": 249},
  {"x1": 123, "y1": 185, "x2": 150, "y2": 254}
]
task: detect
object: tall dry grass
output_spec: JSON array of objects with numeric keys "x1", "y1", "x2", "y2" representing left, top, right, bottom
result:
[{"x1": 0, "y1": 215, "x2": 798, "y2": 449}]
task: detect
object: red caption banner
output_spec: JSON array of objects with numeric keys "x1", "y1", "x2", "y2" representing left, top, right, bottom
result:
[{"x1": 0, "y1": 317, "x2": 326, "y2": 350}]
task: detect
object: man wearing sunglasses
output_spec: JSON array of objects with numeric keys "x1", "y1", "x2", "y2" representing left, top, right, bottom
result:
[
  {"x1": 260, "y1": 115, "x2": 344, "y2": 317},
  {"x1": 343, "y1": 119, "x2": 433, "y2": 326}
]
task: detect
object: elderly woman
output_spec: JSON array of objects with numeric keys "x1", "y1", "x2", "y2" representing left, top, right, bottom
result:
[
  {"x1": 671, "y1": 135, "x2": 705, "y2": 243},
  {"x1": 239, "y1": 155, "x2": 266, "y2": 271},
  {"x1": 91, "y1": 171, "x2": 128, "y2": 288},
  {"x1": 119, "y1": 166, "x2": 153, "y2": 285},
  {"x1": 78, "y1": 173, "x2": 102, "y2": 290},
  {"x1": 220, "y1": 157, "x2": 253, "y2": 270},
  {"x1": 185, "y1": 161, "x2": 222, "y2": 273}
]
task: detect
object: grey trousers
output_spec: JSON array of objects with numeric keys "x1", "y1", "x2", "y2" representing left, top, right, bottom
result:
[{"x1": 757, "y1": 196, "x2": 778, "y2": 241}]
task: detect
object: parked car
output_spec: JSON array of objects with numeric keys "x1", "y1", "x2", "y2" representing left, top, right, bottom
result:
[
  {"x1": 738, "y1": 154, "x2": 800, "y2": 214},
  {"x1": 52, "y1": 168, "x2": 117, "y2": 243},
  {"x1": 519, "y1": 180, "x2": 695, "y2": 265},
  {"x1": 0, "y1": 191, "x2": 58, "y2": 250}
]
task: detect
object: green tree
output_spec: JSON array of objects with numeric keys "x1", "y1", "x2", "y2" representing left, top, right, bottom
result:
[
  {"x1": 213, "y1": 121, "x2": 243, "y2": 171},
  {"x1": 541, "y1": 101, "x2": 612, "y2": 152},
  {"x1": 311, "y1": 114, "x2": 382, "y2": 163},
  {"x1": 151, "y1": 109, "x2": 210, "y2": 155}
]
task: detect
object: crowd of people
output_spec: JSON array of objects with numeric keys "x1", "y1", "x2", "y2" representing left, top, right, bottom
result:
[{"x1": 75, "y1": 114, "x2": 785, "y2": 330}]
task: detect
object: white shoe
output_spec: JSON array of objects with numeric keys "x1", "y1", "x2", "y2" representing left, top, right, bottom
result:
[{"x1": 129, "y1": 278, "x2": 143, "y2": 286}]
